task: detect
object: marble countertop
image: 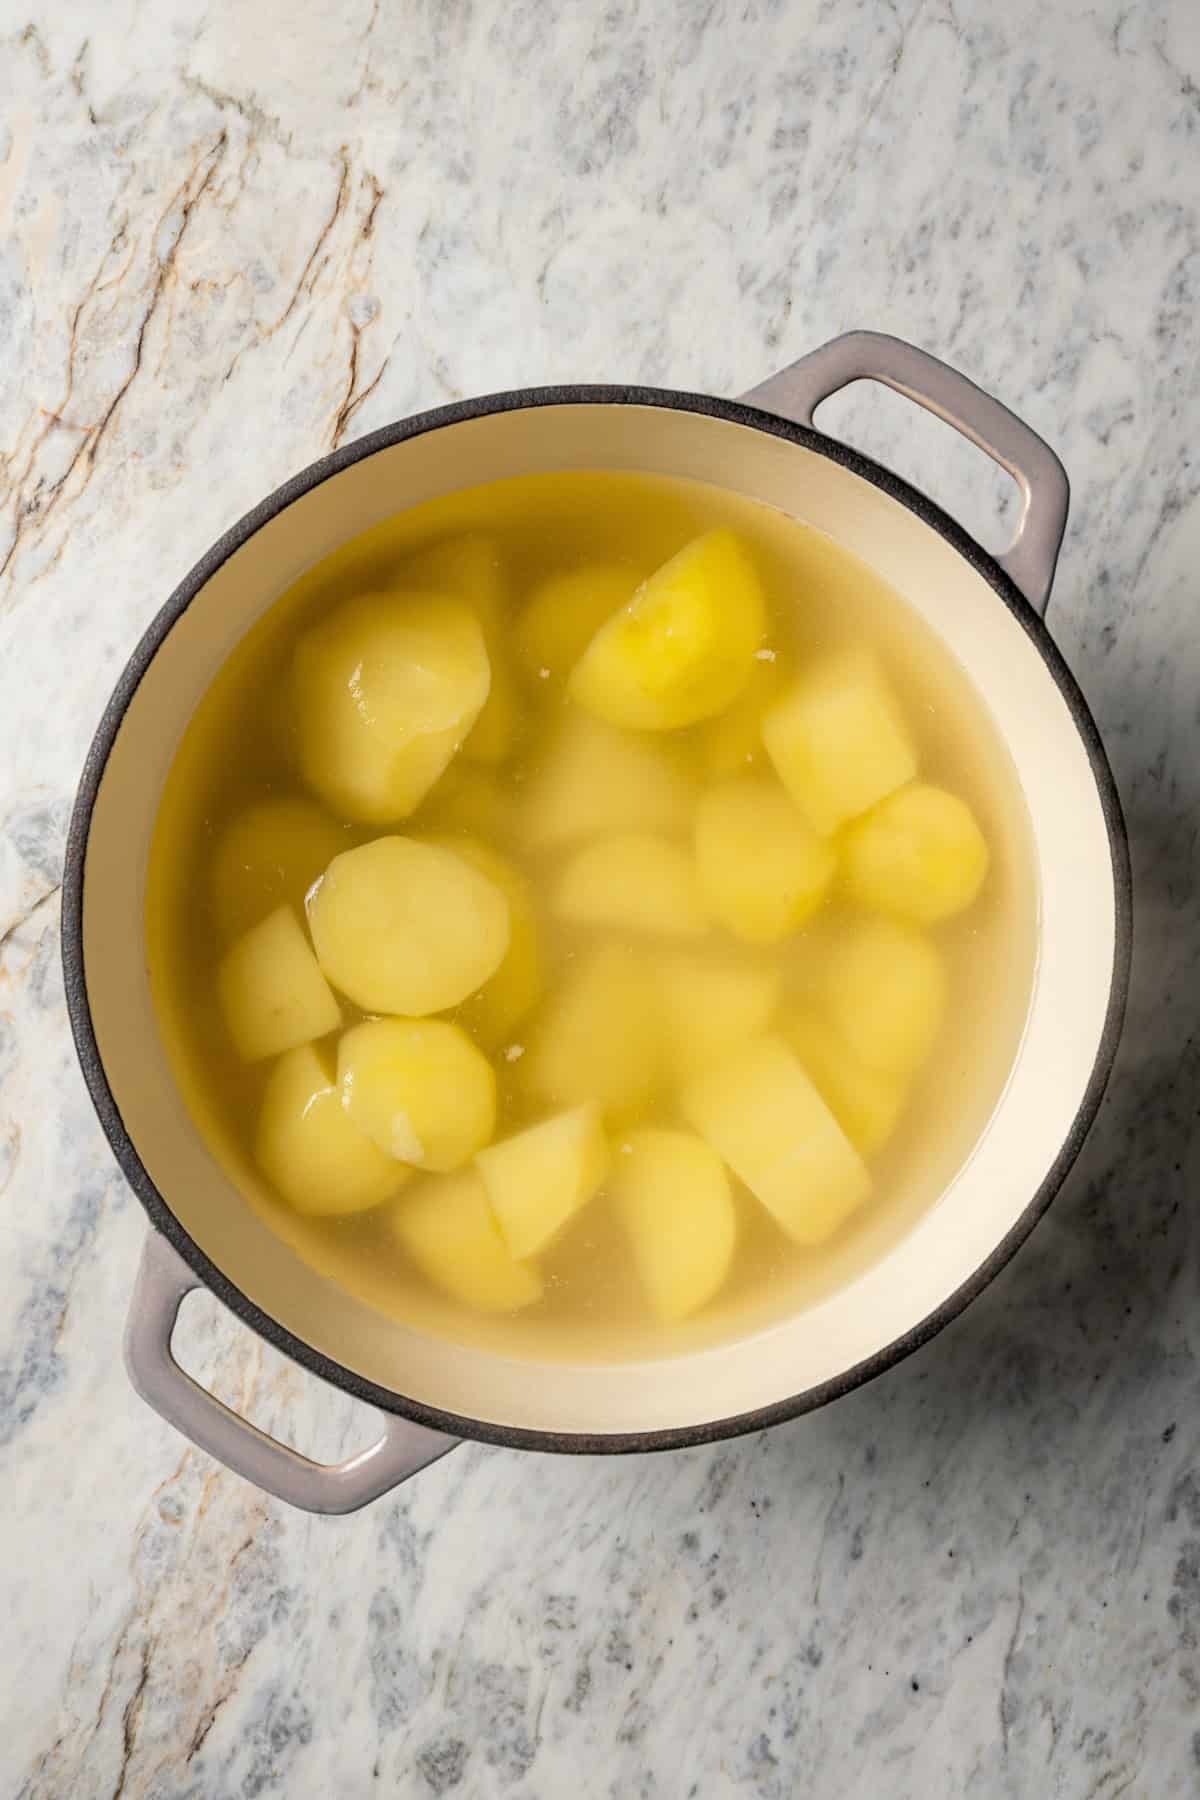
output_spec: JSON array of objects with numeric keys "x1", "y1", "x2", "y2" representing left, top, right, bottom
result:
[{"x1": 3, "y1": 0, "x2": 1198, "y2": 1793}]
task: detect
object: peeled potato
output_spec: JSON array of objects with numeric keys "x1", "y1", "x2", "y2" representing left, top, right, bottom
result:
[
  {"x1": 425, "y1": 837, "x2": 543, "y2": 1046},
  {"x1": 782, "y1": 1009, "x2": 906, "y2": 1156},
  {"x1": 256, "y1": 1043, "x2": 405, "y2": 1215},
  {"x1": 308, "y1": 836, "x2": 510, "y2": 1016},
  {"x1": 657, "y1": 953, "x2": 779, "y2": 1083},
  {"x1": 763, "y1": 652, "x2": 918, "y2": 836},
  {"x1": 840, "y1": 782, "x2": 990, "y2": 924},
  {"x1": 338, "y1": 1018, "x2": 496, "y2": 1171},
  {"x1": 699, "y1": 648, "x2": 789, "y2": 778},
  {"x1": 694, "y1": 776, "x2": 835, "y2": 945},
  {"x1": 217, "y1": 905, "x2": 340, "y2": 1062},
  {"x1": 553, "y1": 833, "x2": 708, "y2": 939},
  {"x1": 521, "y1": 712, "x2": 695, "y2": 849},
  {"x1": 515, "y1": 563, "x2": 637, "y2": 692},
  {"x1": 569, "y1": 530, "x2": 766, "y2": 730},
  {"x1": 391, "y1": 1169, "x2": 543, "y2": 1313},
  {"x1": 611, "y1": 1128, "x2": 737, "y2": 1322},
  {"x1": 404, "y1": 535, "x2": 517, "y2": 766},
  {"x1": 523, "y1": 943, "x2": 662, "y2": 1123},
  {"x1": 476, "y1": 1104, "x2": 610, "y2": 1259},
  {"x1": 292, "y1": 591, "x2": 490, "y2": 822},
  {"x1": 209, "y1": 796, "x2": 347, "y2": 940},
  {"x1": 681, "y1": 1034, "x2": 871, "y2": 1246},
  {"x1": 823, "y1": 916, "x2": 947, "y2": 1077}
]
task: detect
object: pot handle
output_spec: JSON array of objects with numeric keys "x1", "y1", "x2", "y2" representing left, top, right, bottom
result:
[
  {"x1": 741, "y1": 330, "x2": 1070, "y2": 617},
  {"x1": 125, "y1": 1231, "x2": 459, "y2": 1514}
]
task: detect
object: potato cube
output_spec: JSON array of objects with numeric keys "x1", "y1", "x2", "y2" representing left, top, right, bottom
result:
[
  {"x1": 422, "y1": 837, "x2": 543, "y2": 1046},
  {"x1": 694, "y1": 776, "x2": 835, "y2": 945},
  {"x1": 292, "y1": 591, "x2": 491, "y2": 822},
  {"x1": 611, "y1": 1128, "x2": 737, "y2": 1322},
  {"x1": 822, "y1": 917, "x2": 947, "y2": 1077},
  {"x1": 657, "y1": 952, "x2": 779, "y2": 1083},
  {"x1": 569, "y1": 530, "x2": 766, "y2": 730},
  {"x1": 763, "y1": 652, "x2": 918, "y2": 836},
  {"x1": 476, "y1": 1104, "x2": 610, "y2": 1259},
  {"x1": 523, "y1": 943, "x2": 662, "y2": 1123},
  {"x1": 390, "y1": 1169, "x2": 543, "y2": 1313},
  {"x1": 782, "y1": 1009, "x2": 906, "y2": 1156},
  {"x1": 403, "y1": 535, "x2": 518, "y2": 765},
  {"x1": 217, "y1": 905, "x2": 340, "y2": 1062},
  {"x1": 840, "y1": 782, "x2": 990, "y2": 924},
  {"x1": 521, "y1": 712, "x2": 695, "y2": 849},
  {"x1": 308, "y1": 836, "x2": 510, "y2": 1016},
  {"x1": 681, "y1": 1035, "x2": 871, "y2": 1246},
  {"x1": 515, "y1": 563, "x2": 637, "y2": 693},
  {"x1": 553, "y1": 833, "x2": 708, "y2": 939},
  {"x1": 338, "y1": 1018, "x2": 496, "y2": 1171},
  {"x1": 256, "y1": 1043, "x2": 405, "y2": 1215},
  {"x1": 700, "y1": 648, "x2": 790, "y2": 778},
  {"x1": 209, "y1": 796, "x2": 347, "y2": 940}
]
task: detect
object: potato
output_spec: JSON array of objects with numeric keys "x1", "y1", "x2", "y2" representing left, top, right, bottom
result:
[
  {"x1": 523, "y1": 943, "x2": 662, "y2": 1123},
  {"x1": 209, "y1": 796, "x2": 347, "y2": 940},
  {"x1": 521, "y1": 712, "x2": 695, "y2": 849},
  {"x1": 699, "y1": 648, "x2": 789, "y2": 778},
  {"x1": 476, "y1": 1104, "x2": 610, "y2": 1259},
  {"x1": 569, "y1": 530, "x2": 766, "y2": 730},
  {"x1": 694, "y1": 776, "x2": 835, "y2": 945},
  {"x1": 553, "y1": 833, "x2": 708, "y2": 939},
  {"x1": 822, "y1": 916, "x2": 947, "y2": 1077},
  {"x1": 657, "y1": 953, "x2": 779, "y2": 1083},
  {"x1": 424, "y1": 837, "x2": 543, "y2": 1046},
  {"x1": 782, "y1": 1009, "x2": 906, "y2": 1156},
  {"x1": 840, "y1": 782, "x2": 990, "y2": 924},
  {"x1": 611, "y1": 1128, "x2": 737, "y2": 1322},
  {"x1": 292, "y1": 591, "x2": 490, "y2": 822},
  {"x1": 391, "y1": 1169, "x2": 543, "y2": 1313},
  {"x1": 308, "y1": 836, "x2": 510, "y2": 1015},
  {"x1": 404, "y1": 535, "x2": 518, "y2": 766},
  {"x1": 426, "y1": 764, "x2": 516, "y2": 846},
  {"x1": 681, "y1": 1034, "x2": 871, "y2": 1246},
  {"x1": 256, "y1": 1043, "x2": 405, "y2": 1215},
  {"x1": 514, "y1": 564, "x2": 636, "y2": 692},
  {"x1": 763, "y1": 652, "x2": 918, "y2": 836},
  {"x1": 217, "y1": 905, "x2": 340, "y2": 1062},
  {"x1": 338, "y1": 1018, "x2": 496, "y2": 1171}
]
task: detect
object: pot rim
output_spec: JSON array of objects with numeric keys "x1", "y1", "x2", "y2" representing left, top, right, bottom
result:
[{"x1": 61, "y1": 382, "x2": 1132, "y2": 1456}]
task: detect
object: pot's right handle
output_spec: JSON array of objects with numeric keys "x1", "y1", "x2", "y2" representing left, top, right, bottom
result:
[
  {"x1": 741, "y1": 330, "x2": 1070, "y2": 618},
  {"x1": 125, "y1": 1231, "x2": 459, "y2": 1514}
]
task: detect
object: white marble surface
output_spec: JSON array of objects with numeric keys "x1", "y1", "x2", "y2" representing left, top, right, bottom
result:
[{"x1": 2, "y1": 0, "x2": 1199, "y2": 1792}]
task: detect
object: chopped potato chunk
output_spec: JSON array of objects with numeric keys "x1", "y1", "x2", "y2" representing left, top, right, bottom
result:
[
  {"x1": 292, "y1": 591, "x2": 490, "y2": 822},
  {"x1": 763, "y1": 652, "x2": 917, "y2": 836},
  {"x1": 782, "y1": 1009, "x2": 907, "y2": 1156},
  {"x1": 217, "y1": 905, "x2": 340, "y2": 1062},
  {"x1": 822, "y1": 916, "x2": 947, "y2": 1077},
  {"x1": 694, "y1": 776, "x2": 835, "y2": 944},
  {"x1": 338, "y1": 1018, "x2": 496, "y2": 1171},
  {"x1": 210, "y1": 796, "x2": 347, "y2": 940},
  {"x1": 308, "y1": 836, "x2": 510, "y2": 1016},
  {"x1": 476, "y1": 1104, "x2": 610, "y2": 1259},
  {"x1": 840, "y1": 782, "x2": 990, "y2": 923},
  {"x1": 681, "y1": 1034, "x2": 871, "y2": 1246},
  {"x1": 426, "y1": 837, "x2": 543, "y2": 1046},
  {"x1": 256, "y1": 1043, "x2": 405, "y2": 1215},
  {"x1": 657, "y1": 953, "x2": 779, "y2": 1083},
  {"x1": 521, "y1": 712, "x2": 695, "y2": 849},
  {"x1": 391, "y1": 1168, "x2": 543, "y2": 1312},
  {"x1": 611, "y1": 1128, "x2": 737, "y2": 1321},
  {"x1": 404, "y1": 535, "x2": 518, "y2": 765},
  {"x1": 515, "y1": 564, "x2": 636, "y2": 692},
  {"x1": 523, "y1": 943, "x2": 662, "y2": 1122},
  {"x1": 569, "y1": 530, "x2": 766, "y2": 730},
  {"x1": 553, "y1": 833, "x2": 708, "y2": 938}
]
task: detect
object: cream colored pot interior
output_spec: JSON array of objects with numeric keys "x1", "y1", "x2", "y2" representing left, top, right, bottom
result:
[{"x1": 84, "y1": 405, "x2": 1117, "y2": 1435}]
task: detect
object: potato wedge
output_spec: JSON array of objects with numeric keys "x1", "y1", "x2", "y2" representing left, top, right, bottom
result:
[
  {"x1": 694, "y1": 776, "x2": 835, "y2": 944},
  {"x1": 391, "y1": 1169, "x2": 543, "y2": 1313},
  {"x1": 515, "y1": 563, "x2": 636, "y2": 692},
  {"x1": 476, "y1": 1104, "x2": 609, "y2": 1259},
  {"x1": 523, "y1": 943, "x2": 662, "y2": 1123},
  {"x1": 256, "y1": 1043, "x2": 405, "y2": 1215},
  {"x1": 210, "y1": 795, "x2": 347, "y2": 940},
  {"x1": 763, "y1": 652, "x2": 917, "y2": 836},
  {"x1": 217, "y1": 904, "x2": 340, "y2": 1062},
  {"x1": 611, "y1": 1128, "x2": 737, "y2": 1322},
  {"x1": 840, "y1": 782, "x2": 990, "y2": 924},
  {"x1": 822, "y1": 916, "x2": 947, "y2": 1077},
  {"x1": 657, "y1": 952, "x2": 779, "y2": 1083},
  {"x1": 338, "y1": 1017, "x2": 496, "y2": 1171}
]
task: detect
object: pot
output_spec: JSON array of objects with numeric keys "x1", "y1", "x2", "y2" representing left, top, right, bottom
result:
[{"x1": 63, "y1": 331, "x2": 1131, "y2": 1513}]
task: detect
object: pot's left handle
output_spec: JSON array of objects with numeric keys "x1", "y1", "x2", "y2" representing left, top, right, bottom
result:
[{"x1": 125, "y1": 1231, "x2": 460, "y2": 1514}]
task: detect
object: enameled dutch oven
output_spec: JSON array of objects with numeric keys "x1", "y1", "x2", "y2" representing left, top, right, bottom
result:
[{"x1": 62, "y1": 332, "x2": 1131, "y2": 1513}]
